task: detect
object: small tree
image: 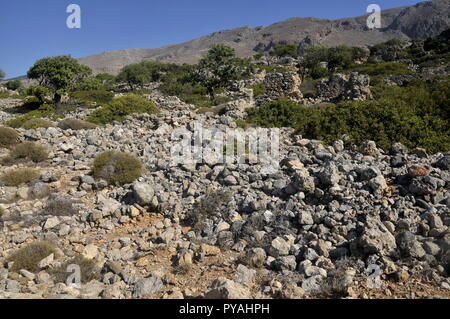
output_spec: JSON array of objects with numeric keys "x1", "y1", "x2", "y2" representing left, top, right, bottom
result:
[
  {"x1": 27, "y1": 56, "x2": 91, "y2": 109},
  {"x1": 0, "y1": 69, "x2": 5, "y2": 80},
  {"x1": 96, "y1": 73, "x2": 116, "y2": 90},
  {"x1": 189, "y1": 44, "x2": 252, "y2": 104},
  {"x1": 75, "y1": 76, "x2": 102, "y2": 91},
  {"x1": 270, "y1": 44, "x2": 298, "y2": 57},
  {"x1": 5, "y1": 80, "x2": 22, "y2": 91},
  {"x1": 117, "y1": 60, "x2": 168, "y2": 90},
  {"x1": 27, "y1": 85, "x2": 50, "y2": 103}
]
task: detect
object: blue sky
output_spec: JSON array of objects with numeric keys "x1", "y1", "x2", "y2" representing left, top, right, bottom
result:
[{"x1": 0, "y1": 0, "x2": 423, "y2": 78}]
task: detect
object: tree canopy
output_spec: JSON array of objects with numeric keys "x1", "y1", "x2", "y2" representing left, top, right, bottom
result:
[
  {"x1": 188, "y1": 44, "x2": 253, "y2": 103},
  {"x1": 27, "y1": 55, "x2": 92, "y2": 108}
]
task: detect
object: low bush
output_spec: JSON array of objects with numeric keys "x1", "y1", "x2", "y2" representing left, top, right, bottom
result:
[
  {"x1": 270, "y1": 44, "x2": 298, "y2": 57},
  {"x1": 86, "y1": 94, "x2": 158, "y2": 125},
  {"x1": 42, "y1": 194, "x2": 81, "y2": 217},
  {"x1": 51, "y1": 254, "x2": 100, "y2": 284},
  {"x1": 246, "y1": 78, "x2": 450, "y2": 153},
  {"x1": 58, "y1": 118, "x2": 97, "y2": 130},
  {"x1": 5, "y1": 104, "x2": 56, "y2": 128},
  {"x1": 21, "y1": 118, "x2": 54, "y2": 129},
  {"x1": 188, "y1": 189, "x2": 234, "y2": 231},
  {"x1": 93, "y1": 151, "x2": 144, "y2": 184},
  {"x1": 1, "y1": 168, "x2": 41, "y2": 186},
  {"x1": 350, "y1": 62, "x2": 413, "y2": 85},
  {"x1": 0, "y1": 126, "x2": 20, "y2": 148},
  {"x1": 8, "y1": 241, "x2": 58, "y2": 273},
  {"x1": 0, "y1": 91, "x2": 10, "y2": 99},
  {"x1": 247, "y1": 83, "x2": 265, "y2": 97},
  {"x1": 3, "y1": 142, "x2": 49, "y2": 164},
  {"x1": 69, "y1": 90, "x2": 114, "y2": 106},
  {"x1": 300, "y1": 78, "x2": 318, "y2": 98},
  {"x1": 5, "y1": 80, "x2": 22, "y2": 91}
]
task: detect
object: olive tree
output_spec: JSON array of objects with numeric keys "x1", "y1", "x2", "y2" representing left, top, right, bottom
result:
[
  {"x1": 27, "y1": 55, "x2": 91, "y2": 109},
  {"x1": 117, "y1": 61, "x2": 168, "y2": 90},
  {"x1": 189, "y1": 45, "x2": 253, "y2": 103}
]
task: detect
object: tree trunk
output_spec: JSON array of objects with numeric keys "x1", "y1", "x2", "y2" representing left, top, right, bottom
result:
[
  {"x1": 54, "y1": 93, "x2": 62, "y2": 112},
  {"x1": 208, "y1": 87, "x2": 216, "y2": 105}
]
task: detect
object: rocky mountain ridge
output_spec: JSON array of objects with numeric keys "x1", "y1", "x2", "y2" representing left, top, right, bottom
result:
[{"x1": 78, "y1": 0, "x2": 450, "y2": 74}]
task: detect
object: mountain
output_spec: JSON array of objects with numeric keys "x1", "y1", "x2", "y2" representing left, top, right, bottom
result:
[{"x1": 78, "y1": 0, "x2": 450, "y2": 75}]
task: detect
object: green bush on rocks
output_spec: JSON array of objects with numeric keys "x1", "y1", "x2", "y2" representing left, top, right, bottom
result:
[{"x1": 93, "y1": 150, "x2": 145, "y2": 184}]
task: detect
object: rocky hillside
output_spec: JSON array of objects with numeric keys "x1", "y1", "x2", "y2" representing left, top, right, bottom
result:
[
  {"x1": 78, "y1": 0, "x2": 450, "y2": 74},
  {"x1": 0, "y1": 88, "x2": 449, "y2": 299}
]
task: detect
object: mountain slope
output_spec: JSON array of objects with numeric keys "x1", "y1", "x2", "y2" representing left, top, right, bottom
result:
[{"x1": 78, "y1": 0, "x2": 450, "y2": 74}]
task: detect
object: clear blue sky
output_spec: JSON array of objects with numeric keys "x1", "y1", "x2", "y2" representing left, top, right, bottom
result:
[{"x1": 0, "y1": 0, "x2": 423, "y2": 78}]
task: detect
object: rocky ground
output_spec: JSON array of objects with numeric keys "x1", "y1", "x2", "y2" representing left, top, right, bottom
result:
[{"x1": 0, "y1": 88, "x2": 449, "y2": 299}]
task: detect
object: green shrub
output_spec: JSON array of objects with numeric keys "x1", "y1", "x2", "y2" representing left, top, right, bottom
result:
[
  {"x1": 69, "y1": 90, "x2": 114, "y2": 106},
  {"x1": 235, "y1": 119, "x2": 251, "y2": 129},
  {"x1": 247, "y1": 83, "x2": 265, "y2": 97},
  {"x1": 0, "y1": 91, "x2": 10, "y2": 99},
  {"x1": 74, "y1": 76, "x2": 102, "y2": 91},
  {"x1": 21, "y1": 118, "x2": 54, "y2": 129},
  {"x1": 1, "y1": 168, "x2": 41, "y2": 186},
  {"x1": 270, "y1": 44, "x2": 298, "y2": 57},
  {"x1": 93, "y1": 151, "x2": 145, "y2": 184},
  {"x1": 300, "y1": 78, "x2": 318, "y2": 97},
  {"x1": 51, "y1": 254, "x2": 100, "y2": 284},
  {"x1": 5, "y1": 104, "x2": 56, "y2": 128},
  {"x1": 350, "y1": 62, "x2": 413, "y2": 85},
  {"x1": 5, "y1": 80, "x2": 22, "y2": 91},
  {"x1": 246, "y1": 78, "x2": 450, "y2": 154},
  {"x1": 4, "y1": 142, "x2": 49, "y2": 163},
  {"x1": 86, "y1": 94, "x2": 158, "y2": 125},
  {"x1": 58, "y1": 118, "x2": 97, "y2": 130},
  {"x1": 0, "y1": 126, "x2": 20, "y2": 148},
  {"x1": 302, "y1": 45, "x2": 365, "y2": 78},
  {"x1": 8, "y1": 241, "x2": 58, "y2": 273},
  {"x1": 26, "y1": 85, "x2": 51, "y2": 104}
]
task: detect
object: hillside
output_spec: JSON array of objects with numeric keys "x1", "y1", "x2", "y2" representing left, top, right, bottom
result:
[{"x1": 78, "y1": 0, "x2": 450, "y2": 74}]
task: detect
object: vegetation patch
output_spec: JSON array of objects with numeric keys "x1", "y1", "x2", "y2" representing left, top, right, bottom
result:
[
  {"x1": 5, "y1": 103, "x2": 56, "y2": 129},
  {"x1": 21, "y1": 118, "x2": 54, "y2": 129},
  {"x1": 1, "y1": 168, "x2": 41, "y2": 186},
  {"x1": 0, "y1": 126, "x2": 20, "y2": 148},
  {"x1": 86, "y1": 94, "x2": 158, "y2": 125},
  {"x1": 2, "y1": 142, "x2": 49, "y2": 164},
  {"x1": 51, "y1": 254, "x2": 100, "y2": 284},
  {"x1": 69, "y1": 90, "x2": 114, "y2": 106},
  {"x1": 247, "y1": 83, "x2": 265, "y2": 97},
  {"x1": 8, "y1": 241, "x2": 58, "y2": 273},
  {"x1": 58, "y1": 118, "x2": 97, "y2": 130},
  {"x1": 93, "y1": 150, "x2": 145, "y2": 184},
  {"x1": 246, "y1": 78, "x2": 450, "y2": 153},
  {"x1": 42, "y1": 194, "x2": 81, "y2": 217}
]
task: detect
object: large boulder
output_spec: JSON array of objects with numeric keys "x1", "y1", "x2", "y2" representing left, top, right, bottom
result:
[
  {"x1": 317, "y1": 72, "x2": 371, "y2": 102},
  {"x1": 359, "y1": 218, "x2": 397, "y2": 256},
  {"x1": 204, "y1": 277, "x2": 251, "y2": 299},
  {"x1": 132, "y1": 182, "x2": 155, "y2": 206}
]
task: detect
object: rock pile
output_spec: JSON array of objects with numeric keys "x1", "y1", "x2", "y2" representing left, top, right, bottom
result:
[
  {"x1": 316, "y1": 72, "x2": 372, "y2": 102},
  {"x1": 0, "y1": 91, "x2": 448, "y2": 300}
]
